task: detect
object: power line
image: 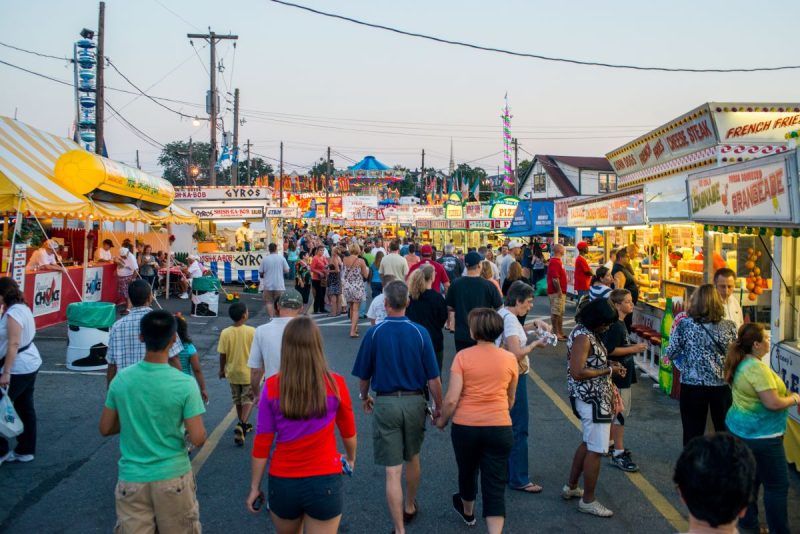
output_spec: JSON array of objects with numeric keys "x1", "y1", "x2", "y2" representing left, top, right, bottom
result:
[
  {"x1": 0, "y1": 40, "x2": 72, "y2": 62},
  {"x1": 152, "y1": 0, "x2": 203, "y2": 31},
  {"x1": 105, "y1": 100, "x2": 165, "y2": 149},
  {"x1": 268, "y1": 0, "x2": 800, "y2": 73}
]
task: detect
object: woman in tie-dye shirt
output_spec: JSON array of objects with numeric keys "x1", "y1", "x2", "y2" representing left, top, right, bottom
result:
[{"x1": 724, "y1": 323, "x2": 800, "y2": 534}]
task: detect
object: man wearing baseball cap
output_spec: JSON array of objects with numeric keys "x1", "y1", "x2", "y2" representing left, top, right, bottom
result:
[
  {"x1": 574, "y1": 242, "x2": 594, "y2": 302},
  {"x1": 406, "y1": 244, "x2": 450, "y2": 294},
  {"x1": 26, "y1": 240, "x2": 65, "y2": 272},
  {"x1": 445, "y1": 251, "x2": 502, "y2": 352}
]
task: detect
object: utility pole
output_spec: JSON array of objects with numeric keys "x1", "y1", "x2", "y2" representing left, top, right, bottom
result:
[
  {"x1": 94, "y1": 1, "x2": 105, "y2": 156},
  {"x1": 325, "y1": 146, "x2": 331, "y2": 217},
  {"x1": 187, "y1": 30, "x2": 238, "y2": 186},
  {"x1": 188, "y1": 137, "x2": 194, "y2": 185},
  {"x1": 244, "y1": 139, "x2": 252, "y2": 185},
  {"x1": 231, "y1": 88, "x2": 240, "y2": 186},
  {"x1": 420, "y1": 149, "x2": 425, "y2": 194},
  {"x1": 135, "y1": 149, "x2": 140, "y2": 169},
  {"x1": 513, "y1": 137, "x2": 519, "y2": 196},
  {"x1": 279, "y1": 141, "x2": 284, "y2": 207}
]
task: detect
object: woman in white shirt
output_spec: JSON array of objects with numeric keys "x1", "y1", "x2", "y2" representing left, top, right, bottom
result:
[
  {"x1": 115, "y1": 245, "x2": 139, "y2": 313},
  {"x1": 0, "y1": 277, "x2": 41, "y2": 465}
]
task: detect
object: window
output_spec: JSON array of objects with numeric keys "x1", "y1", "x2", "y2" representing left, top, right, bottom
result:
[
  {"x1": 532, "y1": 173, "x2": 546, "y2": 193},
  {"x1": 599, "y1": 173, "x2": 617, "y2": 193}
]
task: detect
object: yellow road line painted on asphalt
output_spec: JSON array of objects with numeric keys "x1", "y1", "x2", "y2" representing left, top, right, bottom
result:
[
  {"x1": 528, "y1": 370, "x2": 688, "y2": 532},
  {"x1": 192, "y1": 407, "x2": 238, "y2": 475}
]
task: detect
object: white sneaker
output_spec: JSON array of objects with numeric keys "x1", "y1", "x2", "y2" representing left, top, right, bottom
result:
[
  {"x1": 578, "y1": 499, "x2": 613, "y2": 517},
  {"x1": 6, "y1": 452, "x2": 34, "y2": 463},
  {"x1": 0, "y1": 451, "x2": 13, "y2": 465},
  {"x1": 561, "y1": 484, "x2": 584, "y2": 500},
  {"x1": 179, "y1": 293, "x2": 189, "y2": 299}
]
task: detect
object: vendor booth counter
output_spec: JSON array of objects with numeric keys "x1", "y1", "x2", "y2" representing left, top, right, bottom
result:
[{"x1": 24, "y1": 263, "x2": 118, "y2": 329}]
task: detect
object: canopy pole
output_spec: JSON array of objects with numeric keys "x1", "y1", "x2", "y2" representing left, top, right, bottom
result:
[
  {"x1": 105, "y1": 220, "x2": 163, "y2": 310},
  {"x1": 6, "y1": 196, "x2": 23, "y2": 276},
  {"x1": 81, "y1": 218, "x2": 91, "y2": 300},
  {"x1": 165, "y1": 223, "x2": 172, "y2": 301},
  {"x1": 30, "y1": 210, "x2": 84, "y2": 301}
]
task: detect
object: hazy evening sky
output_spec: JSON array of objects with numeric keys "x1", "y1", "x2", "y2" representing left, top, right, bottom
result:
[{"x1": 2, "y1": 0, "x2": 799, "y2": 177}]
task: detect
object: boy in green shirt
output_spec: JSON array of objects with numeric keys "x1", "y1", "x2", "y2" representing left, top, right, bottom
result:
[
  {"x1": 100, "y1": 310, "x2": 207, "y2": 533},
  {"x1": 218, "y1": 302, "x2": 256, "y2": 446}
]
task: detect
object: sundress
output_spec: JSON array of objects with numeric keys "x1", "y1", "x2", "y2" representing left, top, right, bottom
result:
[
  {"x1": 342, "y1": 260, "x2": 366, "y2": 303},
  {"x1": 567, "y1": 324, "x2": 613, "y2": 423}
]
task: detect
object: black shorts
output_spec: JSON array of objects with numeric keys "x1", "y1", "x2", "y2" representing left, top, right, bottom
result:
[{"x1": 268, "y1": 473, "x2": 343, "y2": 520}]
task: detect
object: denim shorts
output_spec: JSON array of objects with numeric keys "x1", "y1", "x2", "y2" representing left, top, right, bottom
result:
[{"x1": 268, "y1": 473, "x2": 343, "y2": 520}]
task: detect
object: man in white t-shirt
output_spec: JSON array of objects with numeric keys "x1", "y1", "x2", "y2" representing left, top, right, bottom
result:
[
  {"x1": 258, "y1": 243, "x2": 290, "y2": 319},
  {"x1": 714, "y1": 267, "x2": 744, "y2": 330},
  {"x1": 26, "y1": 240, "x2": 64, "y2": 272},
  {"x1": 94, "y1": 239, "x2": 114, "y2": 263},
  {"x1": 366, "y1": 274, "x2": 396, "y2": 325},
  {"x1": 235, "y1": 221, "x2": 254, "y2": 251},
  {"x1": 177, "y1": 255, "x2": 205, "y2": 299},
  {"x1": 248, "y1": 289, "x2": 303, "y2": 398}
]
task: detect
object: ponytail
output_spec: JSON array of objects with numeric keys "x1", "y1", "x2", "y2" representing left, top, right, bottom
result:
[{"x1": 724, "y1": 323, "x2": 765, "y2": 384}]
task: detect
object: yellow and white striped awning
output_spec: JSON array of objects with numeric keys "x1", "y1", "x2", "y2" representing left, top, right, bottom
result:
[{"x1": 0, "y1": 117, "x2": 197, "y2": 224}]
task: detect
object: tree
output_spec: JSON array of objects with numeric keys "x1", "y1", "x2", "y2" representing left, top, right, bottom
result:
[
  {"x1": 235, "y1": 157, "x2": 273, "y2": 186},
  {"x1": 452, "y1": 163, "x2": 488, "y2": 200},
  {"x1": 158, "y1": 141, "x2": 211, "y2": 185},
  {"x1": 518, "y1": 159, "x2": 532, "y2": 180},
  {"x1": 309, "y1": 157, "x2": 337, "y2": 191}
]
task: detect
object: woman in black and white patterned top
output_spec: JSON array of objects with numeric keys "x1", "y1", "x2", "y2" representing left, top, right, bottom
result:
[
  {"x1": 562, "y1": 298, "x2": 626, "y2": 518},
  {"x1": 665, "y1": 284, "x2": 737, "y2": 445}
]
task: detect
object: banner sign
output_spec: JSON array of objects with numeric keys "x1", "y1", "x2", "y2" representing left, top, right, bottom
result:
[
  {"x1": 688, "y1": 155, "x2": 793, "y2": 223},
  {"x1": 417, "y1": 219, "x2": 431, "y2": 229},
  {"x1": 431, "y1": 220, "x2": 449, "y2": 229},
  {"x1": 83, "y1": 267, "x2": 103, "y2": 302},
  {"x1": 464, "y1": 202, "x2": 483, "y2": 218},
  {"x1": 12, "y1": 244, "x2": 26, "y2": 291},
  {"x1": 489, "y1": 198, "x2": 520, "y2": 219},
  {"x1": 568, "y1": 201, "x2": 609, "y2": 227},
  {"x1": 175, "y1": 186, "x2": 271, "y2": 200},
  {"x1": 33, "y1": 271, "x2": 62, "y2": 317},
  {"x1": 466, "y1": 220, "x2": 492, "y2": 230},
  {"x1": 342, "y1": 195, "x2": 378, "y2": 217},
  {"x1": 352, "y1": 206, "x2": 385, "y2": 220},
  {"x1": 492, "y1": 219, "x2": 512, "y2": 230},
  {"x1": 450, "y1": 220, "x2": 468, "y2": 229},
  {"x1": 414, "y1": 206, "x2": 444, "y2": 219},
  {"x1": 773, "y1": 345, "x2": 800, "y2": 424},
  {"x1": 265, "y1": 206, "x2": 300, "y2": 218},
  {"x1": 609, "y1": 193, "x2": 645, "y2": 226},
  {"x1": 191, "y1": 206, "x2": 264, "y2": 219},
  {"x1": 445, "y1": 203, "x2": 464, "y2": 219}
]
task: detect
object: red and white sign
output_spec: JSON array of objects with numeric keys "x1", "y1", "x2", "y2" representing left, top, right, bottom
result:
[
  {"x1": 714, "y1": 110, "x2": 800, "y2": 143},
  {"x1": 688, "y1": 157, "x2": 793, "y2": 223},
  {"x1": 466, "y1": 220, "x2": 492, "y2": 230},
  {"x1": 608, "y1": 193, "x2": 645, "y2": 226},
  {"x1": 12, "y1": 244, "x2": 27, "y2": 291},
  {"x1": 342, "y1": 195, "x2": 378, "y2": 217},
  {"x1": 450, "y1": 220, "x2": 468, "y2": 229},
  {"x1": 352, "y1": 206, "x2": 385, "y2": 220},
  {"x1": 492, "y1": 219, "x2": 512, "y2": 230},
  {"x1": 191, "y1": 206, "x2": 264, "y2": 219},
  {"x1": 568, "y1": 201, "x2": 610, "y2": 227},
  {"x1": 265, "y1": 206, "x2": 300, "y2": 218},
  {"x1": 32, "y1": 271, "x2": 62, "y2": 317},
  {"x1": 175, "y1": 186, "x2": 271, "y2": 200}
]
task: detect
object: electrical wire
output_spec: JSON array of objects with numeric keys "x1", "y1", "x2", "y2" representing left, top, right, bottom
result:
[
  {"x1": 105, "y1": 57, "x2": 206, "y2": 121},
  {"x1": 152, "y1": 0, "x2": 203, "y2": 31},
  {"x1": 105, "y1": 100, "x2": 165, "y2": 149},
  {"x1": 268, "y1": 0, "x2": 800, "y2": 73},
  {"x1": 0, "y1": 40, "x2": 72, "y2": 62},
  {"x1": 190, "y1": 40, "x2": 210, "y2": 75},
  {"x1": 0, "y1": 58, "x2": 73, "y2": 87}
]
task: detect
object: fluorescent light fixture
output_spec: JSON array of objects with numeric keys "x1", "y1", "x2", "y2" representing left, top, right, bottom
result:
[
  {"x1": 623, "y1": 225, "x2": 649, "y2": 230},
  {"x1": 595, "y1": 226, "x2": 616, "y2": 231},
  {"x1": 577, "y1": 227, "x2": 592, "y2": 231}
]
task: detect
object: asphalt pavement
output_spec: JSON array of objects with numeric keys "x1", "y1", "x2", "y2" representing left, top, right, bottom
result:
[{"x1": 1, "y1": 290, "x2": 798, "y2": 533}]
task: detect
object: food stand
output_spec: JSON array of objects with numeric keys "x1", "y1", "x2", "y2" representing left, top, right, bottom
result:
[
  {"x1": 688, "y1": 148, "x2": 800, "y2": 471},
  {"x1": 0, "y1": 116, "x2": 197, "y2": 328}
]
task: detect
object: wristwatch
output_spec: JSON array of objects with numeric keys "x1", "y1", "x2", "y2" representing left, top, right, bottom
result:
[{"x1": 359, "y1": 392, "x2": 370, "y2": 401}]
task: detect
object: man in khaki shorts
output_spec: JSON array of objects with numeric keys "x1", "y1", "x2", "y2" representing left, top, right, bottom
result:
[
  {"x1": 258, "y1": 243, "x2": 289, "y2": 319},
  {"x1": 547, "y1": 244, "x2": 568, "y2": 341},
  {"x1": 352, "y1": 280, "x2": 443, "y2": 534}
]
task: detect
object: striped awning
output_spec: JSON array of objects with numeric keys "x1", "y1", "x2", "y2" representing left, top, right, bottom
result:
[{"x1": 0, "y1": 117, "x2": 197, "y2": 224}]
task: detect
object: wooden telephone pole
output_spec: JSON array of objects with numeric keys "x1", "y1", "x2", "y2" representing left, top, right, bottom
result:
[
  {"x1": 231, "y1": 88, "x2": 240, "y2": 186},
  {"x1": 186, "y1": 30, "x2": 238, "y2": 186}
]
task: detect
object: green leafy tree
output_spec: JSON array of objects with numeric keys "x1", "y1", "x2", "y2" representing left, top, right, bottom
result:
[
  {"x1": 517, "y1": 159, "x2": 532, "y2": 180},
  {"x1": 235, "y1": 158, "x2": 273, "y2": 186},
  {"x1": 309, "y1": 157, "x2": 337, "y2": 191},
  {"x1": 158, "y1": 141, "x2": 211, "y2": 185}
]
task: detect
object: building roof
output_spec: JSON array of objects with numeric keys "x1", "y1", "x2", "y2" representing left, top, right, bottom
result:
[
  {"x1": 548, "y1": 155, "x2": 613, "y2": 172},
  {"x1": 518, "y1": 154, "x2": 613, "y2": 198}
]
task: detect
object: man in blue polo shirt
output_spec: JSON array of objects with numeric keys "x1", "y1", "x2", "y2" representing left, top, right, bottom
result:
[{"x1": 353, "y1": 280, "x2": 443, "y2": 534}]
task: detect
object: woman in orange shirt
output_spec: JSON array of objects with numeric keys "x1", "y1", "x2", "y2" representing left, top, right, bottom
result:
[
  {"x1": 481, "y1": 260, "x2": 503, "y2": 297},
  {"x1": 436, "y1": 308, "x2": 518, "y2": 534}
]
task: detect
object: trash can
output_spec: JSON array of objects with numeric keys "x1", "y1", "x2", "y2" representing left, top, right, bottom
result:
[
  {"x1": 66, "y1": 302, "x2": 116, "y2": 371},
  {"x1": 191, "y1": 276, "x2": 221, "y2": 317}
]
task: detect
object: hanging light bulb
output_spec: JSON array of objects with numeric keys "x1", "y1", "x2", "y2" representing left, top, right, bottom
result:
[{"x1": 192, "y1": 117, "x2": 201, "y2": 127}]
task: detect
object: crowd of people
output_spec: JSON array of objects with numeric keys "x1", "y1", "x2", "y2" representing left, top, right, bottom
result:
[{"x1": 2, "y1": 226, "x2": 799, "y2": 534}]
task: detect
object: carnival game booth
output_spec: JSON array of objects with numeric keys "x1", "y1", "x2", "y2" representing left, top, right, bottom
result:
[
  {"x1": 687, "y1": 148, "x2": 800, "y2": 471},
  {"x1": 0, "y1": 117, "x2": 197, "y2": 329}
]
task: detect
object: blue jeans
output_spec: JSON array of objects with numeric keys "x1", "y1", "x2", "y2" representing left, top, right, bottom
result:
[
  {"x1": 370, "y1": 282, "x2": 382, "y2": 298},
  {"x1": 508, "y1": 373, "x2": 530, "y2": 488},
  {"x1": 359, "y1": 280, "x2": 369, "y2": 317},
  {"x1": 739, "y1": 435, "x2": 790, "y2": 534}
]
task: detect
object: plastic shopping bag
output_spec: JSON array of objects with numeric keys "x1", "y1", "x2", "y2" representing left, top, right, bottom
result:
[{"x1": 0, "y1": 386, "x2": 23, "y2": 439}]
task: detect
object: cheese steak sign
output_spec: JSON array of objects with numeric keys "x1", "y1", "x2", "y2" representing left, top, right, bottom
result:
[
  {"x1": 175, "y1": 186, "x2": 271, "y2": 200},
  {"x1": 191, "y1": 206, "x2": 264, "y2": 219},
  {"x1": 688, "y1": 155, "x2": 793, "y2": 223}
]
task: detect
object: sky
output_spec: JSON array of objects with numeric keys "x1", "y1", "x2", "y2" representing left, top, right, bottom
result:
[{"x1": 2, "y1": 0, "x2": 800, "y2": 178}]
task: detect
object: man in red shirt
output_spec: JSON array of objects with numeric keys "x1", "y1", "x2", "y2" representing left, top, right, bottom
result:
[
  {"x1": 547, "y1": 244, "x2": 568, "y2": 341},
  {"x1": 574, "y1": 242, "x2": 593, "y2": 302},
  {"x1": 406, "y1": 244, "x2": 450, "y2": 294}
]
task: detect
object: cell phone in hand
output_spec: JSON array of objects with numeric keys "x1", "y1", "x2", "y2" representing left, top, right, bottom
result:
[
  {"x1": 252, "y1": 491, "x2": 266, "y2": 511},
  {"x1": 341, "y1": 455, "x2": 353, "y2": 477}
]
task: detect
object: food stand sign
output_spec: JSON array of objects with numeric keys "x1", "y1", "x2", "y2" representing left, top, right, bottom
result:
[
  {"x1": 489, "y1": 197, "x2": 520, "y2": 220},
  {"x1": 466, "y1": 220, "x2": 492, "y2": 230},
  {"x1": 569, "y1": 201, "x2": 610, "y2": 227},
  {"x1": 464, "y1": 202, "x2": 483, "y2": 219},
  {"x1": 191, "y1": 206, "x2": 265, "y2": 219},
  {"x1": 493, "y1": 219, "x2": 512, "y2": 229},
  {"x1": 175, "y1": 186, "x2": 272, "y2": 200},
  {"x1": 445, "y1": 202, "x2": 464, "y2": 219},
  {"x1": 83, "y1": 266, "x2": 103, "y2": 302},
  {"x1": 687, "y1": 152, "x2": 796, "y2": 223},
  {"x1": 265, "y1": 206, "x2": 300, "y2": 218},
  {"x1": 450, "y1": 220, "x2": 468, "y2": 230},
  {"x1": 609, "y1": 193, "x2": 645, "y2": 226},
  {"x1": 352, "y1": 206, "x2": 385, "y2": 220},
  {"x1": 33, "y1": 271, "x2": 62, "y2": 317},
  {"x1": 12, "y1": 244, "x2": 26, "y2": 291}
]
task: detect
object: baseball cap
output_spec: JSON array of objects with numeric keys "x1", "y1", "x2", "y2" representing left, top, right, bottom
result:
[
  {"x1": 465, "y1": 251, "x2": 483, "y2": 268},
  {"x1": 278, "y1": 288, "x2": 304, "y2": 309},
  {"x1": 577, "y1": 241, "x2": 589, "y2": 251},
  {"x1": 119, "y1": 247, "x2": 129, "y2": 257},
  {"x1": 508, "y1": 240, "x2": 522, "y2": 250},
  {"x1": 419, "y1": 244, "x2": 433, "y2": 256}
]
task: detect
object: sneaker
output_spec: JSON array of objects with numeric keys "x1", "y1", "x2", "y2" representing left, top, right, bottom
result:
[
  {"x1": 578, "y1": 499, "x2": 614, "y2": 517},
  {"x1": 7, "y1": 452, "x2": 34, "y2": 463},
  {"x1": 234, "y1": 423, "x2": 245, "y2": 446},
  {"x1": 179, "y1": 293, "x2": 189, "y2": 299},
  {"x1": 243, "y1": 422, "x2": 254, "y2": 434},
  {"x1": 610, "y1": 451, "x2": 639, "y2": 472},
  {"x1": 0, "y1": 451, "x2": 13, "y2": 466},
  {"x1": 561, "y1": 484, "x2": 584, "y2": 500},
  {"x1": 451, "y1": 493, "x2": 476, "y2": 526}
]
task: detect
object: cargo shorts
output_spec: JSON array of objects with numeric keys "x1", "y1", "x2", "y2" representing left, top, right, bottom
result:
[{"x1": 372, "y1": 394, "x2": 427, "y2": 466}]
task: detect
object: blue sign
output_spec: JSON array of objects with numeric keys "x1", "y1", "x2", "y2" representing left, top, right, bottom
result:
[{"x1": 506, "y1": 201, "x2": 555, "y2": 236}]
